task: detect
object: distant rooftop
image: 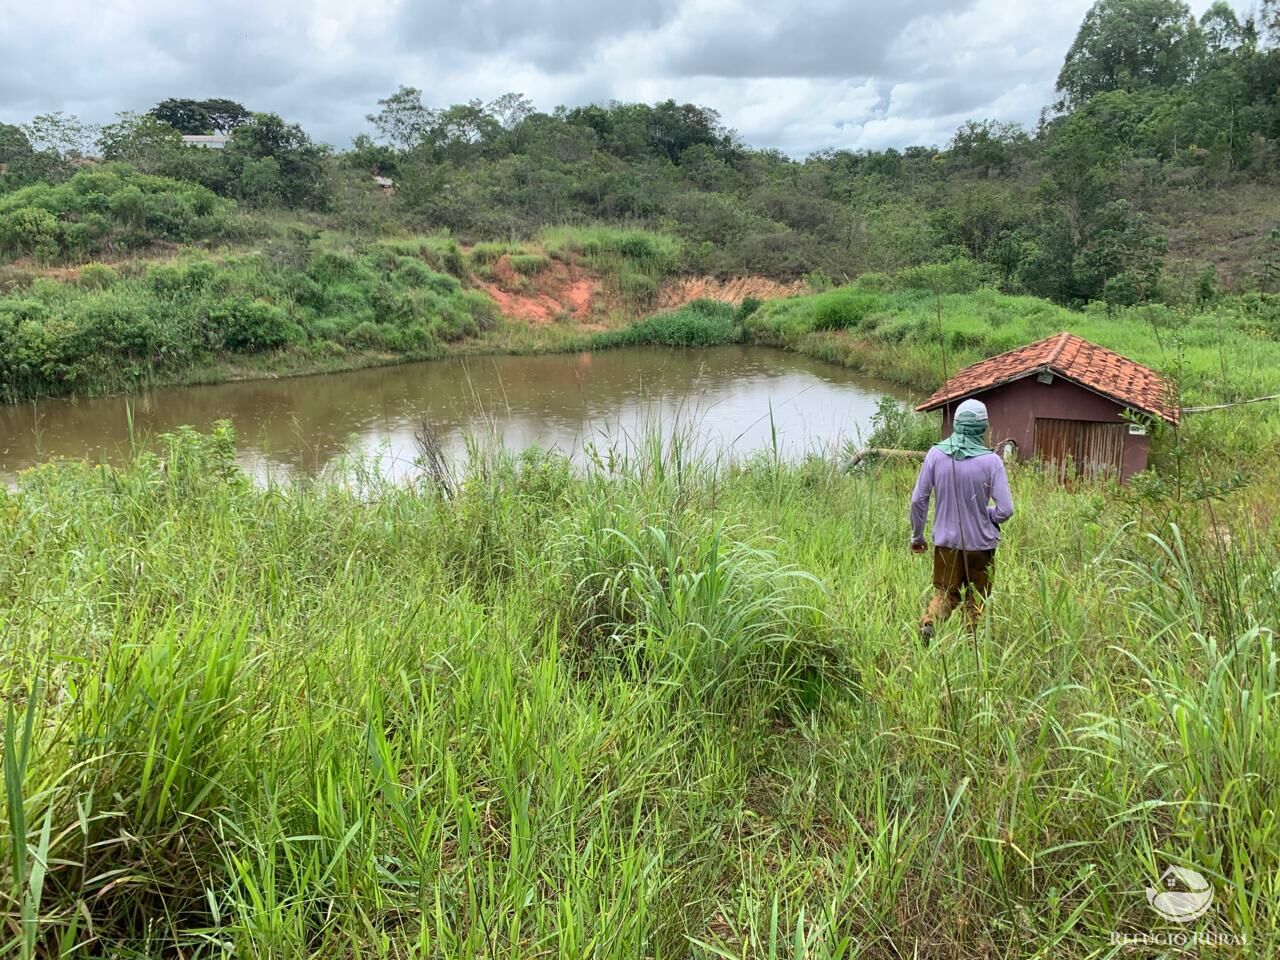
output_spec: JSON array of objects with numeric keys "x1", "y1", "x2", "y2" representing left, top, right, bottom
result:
[{"x1": 181, "y1": 135, "x2": 230, "y2": 148}]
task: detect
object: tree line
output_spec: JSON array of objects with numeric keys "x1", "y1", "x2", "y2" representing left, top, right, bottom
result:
[{"x1": 2, "y1": 0, "x2": 1278, "y2": 307}]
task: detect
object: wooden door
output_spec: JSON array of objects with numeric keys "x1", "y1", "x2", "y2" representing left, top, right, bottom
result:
[{"x1": 1034, "y1": 418, "x2": 1124, "y2": 481}]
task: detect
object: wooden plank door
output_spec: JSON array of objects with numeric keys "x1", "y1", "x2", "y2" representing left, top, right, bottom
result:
[{"x1": 1034, "y1": 418, "x2": 1124, "y2": 481}]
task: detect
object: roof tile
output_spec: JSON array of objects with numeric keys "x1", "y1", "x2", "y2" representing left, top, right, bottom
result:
[{"x1": 915, "y1": 333, "x2": 1179, "y2": 423}]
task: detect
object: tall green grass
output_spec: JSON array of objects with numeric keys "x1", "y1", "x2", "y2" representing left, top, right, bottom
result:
[
  {"x1": 746, "y1": 282, "x2": 1280, "y2": 406},
  {"x1": 590, "y1": 299, "x2": 740, "y2": 349},
  {"x1": 1, "y1": 425, "x2": 1276, "y2": 956},
  {"x1": 540, "y1": 226, "x2": 682, "y2": 309}
]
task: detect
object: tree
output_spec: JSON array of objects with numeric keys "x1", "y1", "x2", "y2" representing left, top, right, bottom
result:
[
  {"x1": 21, "y1": 111, "x2": 98, "y2": 158},
  {"x1": 1056, "y1": 0, "x2": 1205, "y2": 108},
  {"x1": 431, "y1": 100, "x2": 503, "y2": 159},
  {"x1": 147, "y1": 98, "x2": 250, "y2": 135},
  {"x1": 367, "y1": 86, "x2": 437, "y2": 150},
  {"x1": 1200, "y1": 2, "x2": 1244, "y2": 51},
  {"x1": 949, "y1": 119, "x2": 1030, "y2": 176},
  {"x1": 148, "y1": 99, "x2": 214, "y2": 135},
  {"x1": 486, "y1": 92, "x2": 535, "y2": 131},
  {"x1": 0, "y1": 123, "x2": 33, "y2": 167},
  {"x1": 200, "y1": 99, "x2": 251, "y2": 134},
  {"x1": 646, "y1": 100, "x2": 736, "y2": 163},
  {"x1": 1076, "y1": 198, "x2": 1168, "y2": 304},
  {"x1": 0, "y1": 123, "x2": 51, "y2": 186},
  {"x1": 1263, "y1": 0, "x2": 1280, "y2": 47},
  {"x1": 97, "y1": 112, "x2": 184, "y2": 172},
  {"x1": 226, "y1": 113, "x2": 329, "y2": 209}
]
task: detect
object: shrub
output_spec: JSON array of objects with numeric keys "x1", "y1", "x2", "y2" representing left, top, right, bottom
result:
[
  {"x1": 148, "y1": 260, "x2": 216, "y2": 298},
  {"x1": 0, "y1": 166, "x2": 232, "y2": 263},
  {"x1": 77, "y1": 263, "x2": 119, "y2": 290},
  {"x1": 345, "y1": 320, "x2": 389, "y2": 349},
  {"x1": 865, "y1": 396, "x2": 939, "y2": 450},
  {"x1": 811, "y1": 290, "x2": 881, "y2": 332},
  {"x1": 0, "y1": 236, "x2": 502, "y2": 400},
  {"x1": 0, "y1": 207, "x2": 60, "y2": 260},
  {"x1": 308, "y1": 250, "x2": 369, "y2": 286},
  {"x1": 594, "y1": 300, "x2": 737, "y2": 348},
  {"x1": 896, "y1": 257, "x2": 994, "y2": 294},
  {"x1": 207, "y1": 296, "x2": 292, "y2": 351},
  {"x1": 618, "y1": 271, "x2": 658, "y2": 307},
  {"x1": 469, "y1": 242, "x2": 520, "y2": 265},
  {"x1": 735, "y1": 296, "x2": 763, "y2": 323}
]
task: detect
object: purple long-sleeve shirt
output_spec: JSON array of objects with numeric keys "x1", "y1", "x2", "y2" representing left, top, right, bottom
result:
[{"x1": 910, "y1": 448, "x2": 1014, "y2": 550}]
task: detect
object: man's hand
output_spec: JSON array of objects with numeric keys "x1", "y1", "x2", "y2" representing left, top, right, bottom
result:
[{"x1": 910, "y1": 540, "x2": 927, "y2": 554}]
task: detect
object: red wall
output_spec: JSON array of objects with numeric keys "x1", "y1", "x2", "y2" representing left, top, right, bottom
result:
[{"x1": 939, "y1": 375, "x2": 1152, "y2": 481}]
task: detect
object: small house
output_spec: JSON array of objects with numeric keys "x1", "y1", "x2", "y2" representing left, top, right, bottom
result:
[{"x1": 916, "y1": 332, "x2": 1179, "y2": 482}]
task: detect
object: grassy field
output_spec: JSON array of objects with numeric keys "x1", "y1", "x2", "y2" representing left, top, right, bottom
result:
[
  {"x1": 742, "y1": 277, "x2": 1280, "y2": 406},
  {"x1": 2, "y1": 422, "x2": 1277, "y2": 958}
]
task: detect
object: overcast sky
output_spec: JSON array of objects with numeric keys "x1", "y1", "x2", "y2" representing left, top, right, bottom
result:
[{"x1": 0, "y1": 0, "x2": 1218, "y2": 156}]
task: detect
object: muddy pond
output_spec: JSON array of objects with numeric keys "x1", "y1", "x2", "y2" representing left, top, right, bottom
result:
[{"x1": 1, "y1": 346, "x2": 912, "y2": 484}]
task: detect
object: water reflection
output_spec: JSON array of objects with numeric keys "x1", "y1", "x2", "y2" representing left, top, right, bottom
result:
[{"x1": 1, "y1": 346, "x2": 911, "y2": 483}]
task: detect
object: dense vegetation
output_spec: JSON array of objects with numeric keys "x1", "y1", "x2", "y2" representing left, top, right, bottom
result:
[
  {"x1": 0, "y1": 234, "x2": 495, "y2": 400},
  {"x1": 0, "y1": 165, "x2": 237, "y2": 262},
  {"x1": 2, "y1": 0, "x2": 1278, "y2": 304},
  {"x1": 2, "y1": 4, "x2": 1279, "y2": 953},
  {"x1": 0, "y1": 0, "x2": 1275, "y2": 406},
  {"x1": 3, "y1": 421, "x2": 1276, "y2": 956}
]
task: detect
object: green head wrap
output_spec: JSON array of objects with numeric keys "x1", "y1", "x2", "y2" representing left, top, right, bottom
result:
[{"x1": 934, "y1": 398, "x2": 992, "y2": 461}]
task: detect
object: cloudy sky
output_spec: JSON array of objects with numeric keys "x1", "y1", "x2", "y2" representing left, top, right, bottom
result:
[{"x1": 0, "y1": 0, "x2": 1217, "y2": 156}]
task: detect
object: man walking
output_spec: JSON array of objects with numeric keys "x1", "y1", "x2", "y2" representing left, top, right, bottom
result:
[{"x1": 909, "y1": 398, "x2": 1014, "y2": 639}]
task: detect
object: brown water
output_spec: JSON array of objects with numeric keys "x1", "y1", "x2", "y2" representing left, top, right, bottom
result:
[{"x1": 0, "y1": 346, "x2": 910, "y2": 484}]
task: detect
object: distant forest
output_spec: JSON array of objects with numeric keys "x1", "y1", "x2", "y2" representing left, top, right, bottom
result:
[{"x1": 3, "y1": 0, "x2": 1279, "y2": 308}]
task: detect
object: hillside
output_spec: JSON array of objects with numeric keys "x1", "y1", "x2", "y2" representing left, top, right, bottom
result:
[{"x1": 3, "y1": 2, "x2": 1280, "y2": 954}]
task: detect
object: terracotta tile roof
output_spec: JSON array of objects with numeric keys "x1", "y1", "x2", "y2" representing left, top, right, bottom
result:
[{"x1": 915, "y1": 332, "x2": 1179, "y2": 423}]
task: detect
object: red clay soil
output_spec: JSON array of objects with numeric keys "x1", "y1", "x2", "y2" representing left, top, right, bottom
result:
[
  {"x1": 474, "y1": 255, "x2": 805, "y2": 327},
  {"x1": 657, "y1": 275, "x2": 806, "y2": 308},
  {"x1": 474, "y1": 255, "x2": 604, "y2": 325}
]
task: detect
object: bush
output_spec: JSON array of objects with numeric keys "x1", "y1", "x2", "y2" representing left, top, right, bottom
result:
[
  {"x1": 308, "y1": 250, "x2": 368, "y2": 286},
  {"x1": 0, "y1": 227, "x2": 588, "y2": 400},
  {"x1": 208, "y1": 296, "x2": 292, "y2": 351},
  {"x1": 811, "y1": 290, "x2": 881, "y2": 331},
  {"x1": 540, "y1": 226, "x2": 682, "y2": 276},
  {"x1": 76, "y1": 263, "x2": 119, "y2": 290},
  {"x1": 0, "y1": 207, "x2": 60, "y2": 260},
  {"x1": 865, "y1": 396, "x2": 940, "y2": 450},
  {"x1": 0, "y1": 166, "x2": 232, "y2": 263},
  {"x1": 469, "y1": 242, "x2": 520, "y2": 265},
  {"x1": 896, "y1": 257, "x2": 994, "y2": 294},
  {"x1": 594, "y1": 299, "x2": 738, "y2": 348},
  {"x1": 345, "y1": 320, "x2": 389, "y2": 349}
]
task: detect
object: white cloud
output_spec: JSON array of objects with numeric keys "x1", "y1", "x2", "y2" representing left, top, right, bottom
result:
[{"x1": 0, "y1": 0, "x2": 1223, "y2": 156}]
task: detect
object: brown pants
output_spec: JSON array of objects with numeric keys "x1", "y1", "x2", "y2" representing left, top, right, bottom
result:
[{"x1": 923, "y1": 547, "x2": 995, "y2": 627}]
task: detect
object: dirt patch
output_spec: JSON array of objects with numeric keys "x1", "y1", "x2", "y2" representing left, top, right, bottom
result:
[
  {"x1": 474, "y1": 255, "x2": 806, "y2": 329},
  {"x1": 657, "y1": 275, "x2": 807, "y2": 309},
  {"x1": 475, "y1": 254, "x2": 605, "y2": 326}
]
